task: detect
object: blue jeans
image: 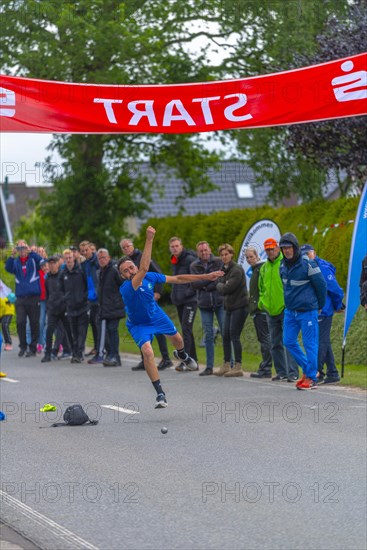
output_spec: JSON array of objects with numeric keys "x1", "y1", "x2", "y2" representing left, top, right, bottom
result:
[
  {"x1": 267, "y1": 312, "x2": 298, "y2": 378},
  {"x1": 318, "y1": 316, "x2": 339, "y2": 379},
  {"x1": 283, "y1": 309, "x2": 319, "y2": 381},
  {"x1": 38, "y1": 300, "x2": 47, "y2": 346},
  {"x1": 200, "y1": 306, "x2": 224, "y2": 370}
]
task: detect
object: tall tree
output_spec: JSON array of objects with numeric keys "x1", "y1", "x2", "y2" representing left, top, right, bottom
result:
[
  {"x1": 1, "y1": 0, "x2": 224, "y2": 247},
  {"x1": 213, "y1": 0, "x2": 351, "y2": 203}
]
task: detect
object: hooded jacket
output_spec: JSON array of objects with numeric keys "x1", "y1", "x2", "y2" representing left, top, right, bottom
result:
[
  {"x1": 45, "y1": 271, "x2": 66, "y2": 316},
  {"x1": 59, "y1": 261, "x2": 88, "y2": 316},
  {"x1": 190, "y1": 255, "x2": 223, "y2": 310},
  {"x1": 170, "y1": 248, "x2": 197, "y2": 306},
  {"x1": 258, "y1": 252, "x2": 285, "y2": 316},
  {"x1": 216, "y1": 260, "x2": 249, "y2": 311},
  {"x1": 279, "y1": 232, "x2": 327, "y2": 311},
  {"x1": 312, "y1": 256, "x2": 344, "y2": 317},
  {"x1": 5, "y1": 251, "x2": 42, "y2": 297},
  {"x1": 98, "y1": 261, "x2": 125, "y2": 319}
]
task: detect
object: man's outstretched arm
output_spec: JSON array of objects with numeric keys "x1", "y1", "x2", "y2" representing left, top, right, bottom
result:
[
  {"x1": 165, "y1": 271, "x2": 224, "y2": 285},
  {"x1": 132, "y1": 226, "x2": 156, "y2": 290}
]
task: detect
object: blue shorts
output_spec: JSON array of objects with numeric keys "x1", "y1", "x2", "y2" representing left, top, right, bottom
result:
[{"x1": 127, "y1": 309, "x2": 177, "y2": 349}]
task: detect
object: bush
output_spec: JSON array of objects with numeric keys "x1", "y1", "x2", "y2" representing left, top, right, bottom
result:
[{"x1": 139, "y1": 196, "x2": 359, "y2": 290}]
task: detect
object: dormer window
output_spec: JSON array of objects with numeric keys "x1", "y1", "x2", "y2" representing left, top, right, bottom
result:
[{"x1": 235, "y1": 183, "x2": 253, "y2": 198}]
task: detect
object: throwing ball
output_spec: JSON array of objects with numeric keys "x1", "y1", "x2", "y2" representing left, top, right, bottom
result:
[{"x1": 161, "y1": 427, "x2": 168, "y2": 434}]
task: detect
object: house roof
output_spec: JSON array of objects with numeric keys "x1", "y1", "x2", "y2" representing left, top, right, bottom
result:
[{"x1": 135, "y1": 161, "x2": 272, "y2": 226}]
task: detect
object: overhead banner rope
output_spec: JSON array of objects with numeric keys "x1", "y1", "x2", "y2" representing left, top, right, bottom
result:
[{"x1": 0, "y1": 53, "x2": 366, "y2": 134}]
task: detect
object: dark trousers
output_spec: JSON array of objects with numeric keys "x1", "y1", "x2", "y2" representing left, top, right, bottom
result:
[
  {"x1": 105, "y1": 318, "x2": 120, "y2": 359},
  {"x1": 223, "y1": 307, "x2": 248, "y2": 363},
  {"x1": 156, "y1": 333, "x2": 170, "y2": 360},
  {"x1": 54, "y1": 320, "x2": 72, "y2": 354},
  {"x1": 267, "y1": 311, "x2": 298, "y2": 378},
  {"x1": 252, "y1": 313, "x2": 272, "y2": 374},
  {"x1": 46, "y1": 312, "x2": 73, "y2": 355},
  {"x1": 15, "y1": 295, "x2": 40, "y2": 353},
  {"x1": 88, "y1": 303, "x2": 100, "y2": 350},
  {"x1": 318, "y1": 316, "x2": 339, "y2": 379},
  {"x1": 1, "y1": 315, "x2": 12, "y2": 344},
  {"x1": 176, "y1": 302, "x2": 198, "y2": 361},
  {"x1": 69, "y1": 312, "x2": 89, "y2": 359}
]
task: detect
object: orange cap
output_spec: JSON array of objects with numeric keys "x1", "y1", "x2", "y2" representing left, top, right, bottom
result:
[{"x1": 263, "y1": 238, "x2": 279, "y2": 250}]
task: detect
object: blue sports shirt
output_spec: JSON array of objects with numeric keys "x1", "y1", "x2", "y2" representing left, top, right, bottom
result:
[{"x1": 120, "y1": 272, "x2": 166, "y2": 325}]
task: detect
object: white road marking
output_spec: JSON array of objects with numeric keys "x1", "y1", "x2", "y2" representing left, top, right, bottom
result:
[
  {"x1": 0, "y1": 490, "x2": 99, "y2": 550},
  {"x1": 0, "y1": 377, "x2": 19, "y2": 383},
  {"x1": 101, "y1": 405, "x2": 139, "y2": 415}
]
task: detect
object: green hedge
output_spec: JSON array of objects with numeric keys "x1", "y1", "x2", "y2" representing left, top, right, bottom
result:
[{"x1": 136, "y1": 196, "x2": 359, "y2": 290}]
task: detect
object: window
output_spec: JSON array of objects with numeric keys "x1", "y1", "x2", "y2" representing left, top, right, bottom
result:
[{"x1": 235, "y1": 183, "x2": 253, "y2": 198}]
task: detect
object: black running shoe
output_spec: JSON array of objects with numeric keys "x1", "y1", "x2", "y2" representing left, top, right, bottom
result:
[{"x1": 132, "y1": 361, "x2": 145, "y2": 371}]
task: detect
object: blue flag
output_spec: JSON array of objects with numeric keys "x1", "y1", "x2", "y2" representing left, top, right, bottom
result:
[{"x1": 343, "y1": 183, "x2": 367, "y2": 345}]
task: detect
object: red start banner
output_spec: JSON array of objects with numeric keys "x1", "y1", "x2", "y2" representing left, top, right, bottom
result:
[{"x1": 0, "y1": 53, "x2": 366, "y2": 134}]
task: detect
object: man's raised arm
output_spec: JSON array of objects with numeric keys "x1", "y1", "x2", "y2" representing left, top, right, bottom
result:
[{"x1": 132, "y1": 226, "x2": 156, "y2": 290}]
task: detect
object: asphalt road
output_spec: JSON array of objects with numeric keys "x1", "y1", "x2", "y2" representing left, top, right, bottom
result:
[{"x1": 0, "y1": 347, "x2": 366, "y2": 550}]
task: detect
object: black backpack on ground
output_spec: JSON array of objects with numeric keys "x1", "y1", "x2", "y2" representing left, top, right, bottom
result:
[{"x1": 48, "y1": 404, "x2": 98, "y2": 427}]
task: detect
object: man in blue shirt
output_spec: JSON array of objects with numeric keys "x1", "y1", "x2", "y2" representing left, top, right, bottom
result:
[{"x1": 118, "y1": 226, "x2": 223, "y2": 409}]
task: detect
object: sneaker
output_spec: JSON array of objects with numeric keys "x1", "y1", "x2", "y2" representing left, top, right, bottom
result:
[
  {"x1": 25, "y1": 350, "x2": 36, "y2": 358},
  {"x1": 18, "y1": 349, "x2": 26, "y2": 357},
  {"x1": 175, "y1": 362, "x2": 189, "y2": 372},
  {"x1": 58, "y1": 352, "x2": 72, "y2": 360},
  {"x1": 41, "y1": 354, "x2": 51, "y2": 363},
  {"x1": 184, "y1": 357, "x2": 199, "y2": 371},
  {"x1": 272, "y1": 375, "x2": 288, "y2": 381},
  {"x1": 199, "y1": 368, "x2": 213, "y2": 376},
  {"x1": 4, "y1": 344, "x2": 12, "y2": 351},
  {"x1": 132, "y1": 361, "x2": 145, "y2": 371},
  {"x1": 157, "y1": 359, "x2": 173, "y2": 370},
  {"x1": 50, "y1": 353, "x2": 58, "y2": 361},
  {"x1": 287, "y1": 376, "x2": 298, "y2": 382},
  {"x1": 296, "y1": 375, "x2": 306, "y2": 387},
  {"x1": 297, "y1": 378, "x2": 318, "y2": 390},
  {"x1": 70, "y1": 356, "x2": 82, "y2": 364},
  {"x1": 250, "y1": 372, "x2": 272, "y2": 379},
  {"x1": 85, "y1": 348, "x2": 97, "y2": 357},
  {"x1": 88, "y1": 354, "x2": 104, "y2": 364},
  {"x1": 37, "y1": 344, "x2": 43, "y2": 354},
  {"x1": 155, "y1": 393, "x2": 167, "y2": 409},
  {"x1": 0, "y1": 372, "x2": 7, "y2": 378},
  {"x1": 173, "y1": 350, "x2": 197, "y2": 368},
  {"x1": 321, "y1": 377, "x2": 341, "y2": 385}
]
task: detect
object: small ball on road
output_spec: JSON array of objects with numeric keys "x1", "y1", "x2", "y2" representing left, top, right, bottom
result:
[{"x1": 161, "y1": 427, "x2": 168, "y2": 434}]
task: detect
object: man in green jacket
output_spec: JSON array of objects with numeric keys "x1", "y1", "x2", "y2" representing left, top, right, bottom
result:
[
  {"x1": 246, "y1": 247, "x2": 272, "y2": 378},
  {"x1": 258, "y1": 238, "x2": 298, "y2": 382}
]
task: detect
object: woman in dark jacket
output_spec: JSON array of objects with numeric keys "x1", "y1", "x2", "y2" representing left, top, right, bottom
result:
[{"x1": 215, "y1": 244, "x2": 249, "y2": 377}]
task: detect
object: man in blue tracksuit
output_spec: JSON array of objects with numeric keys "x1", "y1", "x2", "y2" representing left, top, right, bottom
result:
[
  {"x1": 279, "y1": 233, "x2": 327, "y2": 390},
  {"x1": 5, "y1": 240, "x2": 43, "y2": 357},
  {"x1": 301, "y1": 244, "x2": 344, "y2": 384}
]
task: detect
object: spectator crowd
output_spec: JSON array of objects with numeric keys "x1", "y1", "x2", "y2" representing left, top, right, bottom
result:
[{"x1": 2, "y1": 228, "x2": 362, "y2": 391}]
